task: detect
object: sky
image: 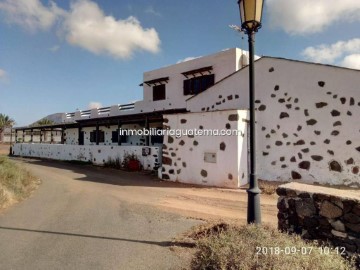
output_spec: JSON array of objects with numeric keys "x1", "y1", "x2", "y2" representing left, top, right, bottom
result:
[{"x1": 0, "y1": 0, "x2": 359, "y2": 126}]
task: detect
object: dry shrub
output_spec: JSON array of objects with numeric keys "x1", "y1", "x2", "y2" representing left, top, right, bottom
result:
[
  {"x1": 191, "y1": 224, "x2": 356, "y2": 270},
  {"x1": 104, "y1": 156, "x2": 122, "y2": 169},
  {"x1": 259, "y1": 179, "x2": 284, "y2": 195},
  {"x1": 0, "y1": 157, "x2": 39, "y2": 208}
]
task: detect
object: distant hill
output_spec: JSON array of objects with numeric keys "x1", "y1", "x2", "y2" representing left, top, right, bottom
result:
[{"x1": 30, "y1": 113, "x2": 63, "y2": 126}]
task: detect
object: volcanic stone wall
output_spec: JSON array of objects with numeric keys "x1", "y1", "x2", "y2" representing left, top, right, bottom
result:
[
  {"x1": 161, "y1": 110, "x2": 248, "y2": 188},
  {"x1": 187, "y1": 57, "x2": 360, "y2": 187},
  {"x1": 12, "y1": 143, "x2": 160, "y2": 170},
  {"x1": 277, "y1": 182, "x2": 360, "y2": 261}
]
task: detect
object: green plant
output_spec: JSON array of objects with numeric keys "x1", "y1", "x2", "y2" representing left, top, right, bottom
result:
[
  {"x1": 31, "y1": 118, "x2": 55, "y2": 127},
  {"x1": 0, "y1": 114, "x2": 15, "y2": 142}
]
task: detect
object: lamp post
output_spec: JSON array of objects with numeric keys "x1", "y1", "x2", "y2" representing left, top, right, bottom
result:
[{"x1": 237, "y1": 0, "x2": 264, "y2": 224}]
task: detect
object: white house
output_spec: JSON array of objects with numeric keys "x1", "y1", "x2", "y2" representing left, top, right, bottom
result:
[{"x1": 13, "y1": 48, "x2": 360, "y2": 188}]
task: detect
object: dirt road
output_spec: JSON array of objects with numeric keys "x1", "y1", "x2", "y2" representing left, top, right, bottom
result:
[{"x1": 0, "y1": 158, "x2": 278, "y2": 269}]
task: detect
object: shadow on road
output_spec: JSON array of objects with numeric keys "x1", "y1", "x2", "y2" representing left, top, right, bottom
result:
[
  {"x1": 0, "y1": 226, "x2": 195, "y2": 248},
  {"x1": 11, "y1": 157, "x2": 211, "y2": 189}
]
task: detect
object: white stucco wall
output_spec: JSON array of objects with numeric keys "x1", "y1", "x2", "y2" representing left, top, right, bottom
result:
[
  {"x1": 12, "y1": 144, "x2": 161, "y2": 170},
  {"x1": 60, "y1": 48, "x2": 254, "y2": 126},
  {"x1": 64, "y1": 129, "x2": 78, "y2": 145},
  {"x1": 61, "y1": 49, "x2": 249, "y2": 123},
  {"x1": 133, "y1": 48, "x2": 249, "y2": 113},
  {"x1": 64, "y1": 121, "x2": 163, "y2": 147},
  {"x1": 12, "y1": 131, "x2": 62, "y2": 143},
  {"x1": 161, "y1": 110, "x2": 248, "y2": 188},
  {"x1": 187, "y1": 57, "x2": 360, "y2": 187}
]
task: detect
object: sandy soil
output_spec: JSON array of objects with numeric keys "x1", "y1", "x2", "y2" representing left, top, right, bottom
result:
[
  {"x1": 0, "y1": 144, "x2": 10, "y2": 156},
  {"x1": 15, "y1": 158, "x2": 279, "y2": 227}
]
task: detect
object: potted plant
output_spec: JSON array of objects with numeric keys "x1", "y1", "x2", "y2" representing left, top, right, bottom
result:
[{"x1": 123, "y1": 153, "x2": 141, "y2": 171}]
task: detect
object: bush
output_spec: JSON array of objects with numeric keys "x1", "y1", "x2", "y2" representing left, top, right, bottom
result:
[
  {"x1": 191, "y1": 224, "x2": 356, "y2": 270},
  {"x1": 122, "y1": 153, "x2": 141, "y2": 170},
  {"x1": 104, "y1": 156, "x2": 122, "y2": 169},
  {"x1": 0, "y1": 157, "x2": 39, "y2": 208}
]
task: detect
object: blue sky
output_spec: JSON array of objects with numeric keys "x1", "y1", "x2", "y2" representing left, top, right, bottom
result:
[{"x1": 0, "y1": 0, "x2": 359, "y2": 126}]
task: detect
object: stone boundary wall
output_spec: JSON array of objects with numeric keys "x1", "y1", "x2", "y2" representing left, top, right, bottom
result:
[
  {"x1": 161, "y1": 110, "x2": 248, "y2": 188},
  {"x1": 12, "y1": 143, "x2": 161, "y2": 171},
  {"x1": 277, "y1": 182, "x2": 360, "y2": 261}
]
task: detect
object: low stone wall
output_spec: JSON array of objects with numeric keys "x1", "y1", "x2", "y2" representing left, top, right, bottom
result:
[
  {"x1": 12, "y1": 143, "x2": 161, "y2": 171},
  {"x1": 277, "y1": 182, "x2": 360, "y2": 261}
]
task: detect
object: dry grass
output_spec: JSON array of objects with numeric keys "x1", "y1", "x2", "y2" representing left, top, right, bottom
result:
[
  {"x1": 0, "y1": 156, "x2": 40, "y2": 209},
  {"x1": 188, "y1": 223, "x2": 356, "y2": 270},
  {"x1": 104, "y1": 156, "x2": 122, "y2": 169},
  {"x1": 259, "y1": 180, "x2": 280, "y2": 195}
]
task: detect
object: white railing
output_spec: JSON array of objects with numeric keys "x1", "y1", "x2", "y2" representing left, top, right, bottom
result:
[
  {"x1": 66, "y1": 112, "x2": 75, "y2": 119},
  {"x1": 80, "y1": 110, "x2": 91, "y2": 117},
  {"x1": 63, "y1": 102, "x2": 135, "y2": 122},
  {"x1": 119, "y1": 103, "x2": 135, "y2": 111},
  {"x1": 98, "y1": 106, "x2": 111, "y2": 114}
]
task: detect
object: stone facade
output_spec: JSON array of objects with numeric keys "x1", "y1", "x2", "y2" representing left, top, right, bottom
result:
[
  {"x1": 12, "y1": 144, "x2": 160, "y2": 170},
  {"x1": 161, "y1": 110, "x2": 248, "y2": 188},
  {"x1": 188, "y1": 58, "x2": 360, "y2": 187},
  {"x1": 277, "y1": 182, "x2": 360, "y2": 263}
]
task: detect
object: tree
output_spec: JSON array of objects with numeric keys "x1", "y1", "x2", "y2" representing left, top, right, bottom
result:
[
  {"x1": 0, "y1": 114, "x2": 15, "y2": 142},
  {"x1": 33, "y1": 118, "x2": 55, "y2": 126},
  {"x1": 31, "y1": 118, "x2": 55, "y2": 142}
]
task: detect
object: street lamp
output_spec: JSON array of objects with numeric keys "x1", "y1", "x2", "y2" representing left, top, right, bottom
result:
[{"x1": 237, "y1": 0, "x2": 264, "y2": 224}]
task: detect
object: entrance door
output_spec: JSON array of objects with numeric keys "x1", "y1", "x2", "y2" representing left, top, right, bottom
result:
[{"x1": 79, "y1": 131, "x2": 84, "y2": 145}]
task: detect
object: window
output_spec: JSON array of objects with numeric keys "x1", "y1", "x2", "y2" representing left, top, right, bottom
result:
[
  {"x1": 120, "y1": 134, "x2": 127, "y2": 143},
  {"x1": 151, "y1": 128, "x2": 163, "y2": 145},
  {"x1": 183, "y1": 74, "x2": 215, "y2": 95},
  {"x1": 98, "y1": 131, "x2": 105, "y2": 143},
  {"x1": 90, "y1": 131, "x2": 96, "y2": 143},
  {"x1": 111, "y1": 131, "x2": 118, "y2": 143},
  {"x1": 90, "y1": 130, "x2": 105, "y2": 143},
  {"x1": 153, "y1": 84, "x2": 166, "y2": 101},
  {"x1": 79, "y1": 131, "x2": 84, "y2": 145}
]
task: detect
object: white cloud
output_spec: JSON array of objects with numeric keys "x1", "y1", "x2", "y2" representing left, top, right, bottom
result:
[
  {"x1": 341, "y1": 54, "x2": 360, "y2": 70},
  {"x1": 145, "y1": 6, "x2": 161, "y2": 17},
  {"x1": 63, "y1": 0, "x2": 160, "y2": 59},
  {"x1": 302, "y1": 38, "x2": 360, "y2": 65},
  {"x1": 302, "y1": 39, "x2": 360, "y2": 69},
  {"x1": 302, "y1": 39, "x2": 360, "y2": 63},
  {"x1": 49, "y1": 45, "x2": 60, "y2": 52},
  {"x1": 0, "y1": 69, "x2": 8, "y2": 82},
  {"x1": 0, "y1": 69, "x2": 6, "y2": 78},
  {"x1": 88, "y1": 102, "x2": 102, "y2": 109},
  {"x1": 0, "y1": 0, "x2": 65, "y2": 31},
  {"x1": 0, "y1": 0, "x2": 161, "y2": 59},
  {"x1": 266, "y1": 0, "x2": 360, "y2": 35},
  {"x1": 176, "y1": 56, "x2": 201, "y2": 64}
]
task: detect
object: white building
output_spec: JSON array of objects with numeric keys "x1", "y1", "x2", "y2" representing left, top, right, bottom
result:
[{"x1": 13, "y1": 48, "x2": 360, "y2": 188}]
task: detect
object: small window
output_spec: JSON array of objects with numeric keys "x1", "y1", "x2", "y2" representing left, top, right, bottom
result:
[
  {"x1": 111, "y1": 131, "x2": 118, "y2": 143},
  {"x1": 90, "y1": 130, "x2": 105, "y2": 143},
  {"x1": 151, "y1": 128, "x2": 163, "y2": 145},
  {"x1": 99, "y1": 131, "x2": 105, "y2": 143},
  {"x1": 90, "y1": 131, "x2": 96, "y2": 143},
  {"x1": 153, "y1": 84, "x2": 166, "y2": 101},
  {"x1": 120, "y1": 134, "x2": 127, "y2": 143},
  {"x1": 118, "y1": 129, "x2": 128, "y2": 143},
  {"x1": 183, "y1": 74, "x2": 215, "y2": 96},
  {"x1": 79, "y1": 131, "x2": 84, "y2": 145}
]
